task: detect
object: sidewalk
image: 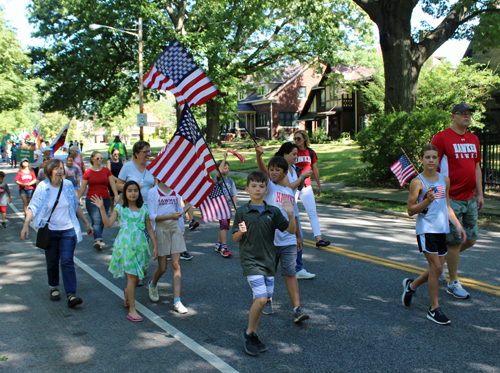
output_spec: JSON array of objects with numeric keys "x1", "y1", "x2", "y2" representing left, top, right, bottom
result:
[{"x1": 229, "y1": 171, "x2": 500, "y2": 218}]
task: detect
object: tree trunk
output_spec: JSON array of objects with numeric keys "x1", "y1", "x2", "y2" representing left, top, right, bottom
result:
[
  {"x1": 378, "y1": 14, "x2": 422, "y2": 113},
  {"x1": 206, "y1": 99, "x2": 221, "y2": 144}
]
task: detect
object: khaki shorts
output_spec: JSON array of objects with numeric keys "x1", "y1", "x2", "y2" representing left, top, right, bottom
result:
[
  {"x1": 155, "y1": 220, "x2": 186, "y2": 257},
  {"x1": 447, "y1": 198, "x2": 478, "y2": 246}
]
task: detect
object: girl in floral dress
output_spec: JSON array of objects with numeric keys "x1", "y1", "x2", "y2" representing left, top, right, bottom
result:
[{"x1": 91, "y1": 180, "x2": 158, "y2": 322}]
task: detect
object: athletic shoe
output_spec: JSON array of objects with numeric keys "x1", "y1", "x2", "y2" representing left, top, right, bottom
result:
[
  {"x1": 439, "y1": 272, "x2": 447, "y2": 282},
  {"x1": 316, "y1": 239, "x2": 330, "y2": 248},
  {"x1": 215, "y1": 243, "x2": 222, "y2": 253},
  {"x1": 251, "y1": 332, "x2": 267, "y2": 353},
  {"x1": 427, "y1": 306, "x2": 451, "y2": 325},
  {"x1": 1, "y1": 222, "x2": 6, "y2": 228},
  {"x1": 242, "y1": 330, "x2": 260, "y2": 356},
  {"x1": 401, "y1": 278, "x2": 415, "y2": 308},
  {"x1": 167, "y1": 255, "x2": 171, "y2": 261},
  {"x1": 296, "y1": 268, "x2": 316, "y2": 280},
  {"x1": 137, "y1": 279, "x2": 143, "y2": 287},
  {"x1": 173, "y1": 301, "x2": 188, "y2": 314},
  {"x1": 262, "y1": 299, "x2": 274, "y2": 315},
  {"x1": 293, "y1": 307, "x2": 310, "y2": 323},
  {"x1": 188, "y1": 220, "x2": 199, "y2": 230},
  {"x1": 148, "y1": 282, "x2": 159, "y2": 302},
  {"x1": 220, "y1": 247, "x2": 232, "y2": 258},
  {"x1": 446, "y1": 280, "x2": 470, "y2": 299},
  {"x1": 180, "y1": 251, "x2": 193, "y2": 261}
]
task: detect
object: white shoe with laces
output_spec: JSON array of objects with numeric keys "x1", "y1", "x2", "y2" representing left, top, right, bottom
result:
[
  {"x1": 174, "y1": 301, "x2": 188, "y2": 314},
  {"x1": 296, "y1": 268, "x2": 316, "y2": 280}
]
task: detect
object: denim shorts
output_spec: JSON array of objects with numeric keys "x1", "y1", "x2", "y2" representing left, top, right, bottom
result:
[
  {"x1": 447, "y1": 198, "x2": 478, "y2": 245},
  {"x1": 275, "y1": 245, "x2": 298, "y2": 276},
  {"x1": 19, "y1": 189, "x2": 34, "y2": 198}
]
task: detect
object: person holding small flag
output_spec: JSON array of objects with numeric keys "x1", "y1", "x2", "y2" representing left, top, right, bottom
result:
[{"x1": 402, "y1": 145, "x2": 466, "y2": 325}]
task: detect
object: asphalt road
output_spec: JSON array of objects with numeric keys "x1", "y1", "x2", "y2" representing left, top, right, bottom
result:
[{"x1": 1, "y1": 163, "x2": 500, "y2": 373}]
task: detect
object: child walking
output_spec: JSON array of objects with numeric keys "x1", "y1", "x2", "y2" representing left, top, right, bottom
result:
[
  {"x1": 147, "y1": 180, "x2": 188, "y2": 313},
  {"x1": 214, "y1": 151, "x2": 237, "y2": 258},
  {"x1": 0, "y1": 171, "x2": 12, "y2": 228},
  {"x1": 233, "y1": 171, "x2": 296, "y2": 356},
  {"x1": 65, "y1": 155, "x2": 81, "y2": 198},
  {"x1": 91, "y1": 180, "x2": 158, "y2": 322},
  {"x1": 402, "y1": 145, "x2": 466, "y2": 325}
]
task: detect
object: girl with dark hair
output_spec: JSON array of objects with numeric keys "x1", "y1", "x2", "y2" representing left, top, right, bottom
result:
[
  {"x1": 107, "y1": 147, "x2": 124, "y2": 207},
  {"x1": 91, "y1": 180, "x2": 158, "y2": 322},
  {"x1": 15, "y1": 158, "x2": 37, "y2": 214}
]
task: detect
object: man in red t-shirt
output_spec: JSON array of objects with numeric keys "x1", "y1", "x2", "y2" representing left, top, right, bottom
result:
[{"x1": 431, "y1": 103, "x2": 484, "y2": 300}]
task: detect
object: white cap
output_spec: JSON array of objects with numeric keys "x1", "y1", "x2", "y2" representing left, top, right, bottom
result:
[{"x1": 42, "y1": 147, "x2": 52, "y2": 153}]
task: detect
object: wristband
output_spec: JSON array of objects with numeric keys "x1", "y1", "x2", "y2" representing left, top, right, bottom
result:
[{"x1": 300, "y1": 175, "x2": 304, "y2": 181}]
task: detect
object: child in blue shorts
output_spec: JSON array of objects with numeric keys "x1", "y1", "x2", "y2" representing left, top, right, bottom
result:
[
  {"x1": 402, "y1": 145, "x2": 466, "y2": 325},
  {"x1": 233, "y1": 171, "x2": 295, "y2": 356}
]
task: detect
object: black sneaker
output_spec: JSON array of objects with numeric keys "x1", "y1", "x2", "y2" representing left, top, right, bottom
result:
[
  {"x1": 1, "y1": 222, "x2": 6, "y2": 228},
  {"x1": 427, "y1": 306, "x2": 451, "y2": 325},
  {"x1": 180, "y1": 251, "x2": 193, "y2": 261},
  {"x1": 242, "y1": 330, "x2": 260, "y2": 356},
  {"x1": 293, "y1": 307, "x2": 310, "y2": 323},
  {"x1": 188, "y1": 220, "x2": 199, "y2": 230},
  {"x1": 67, "y1": 295, "x2": 83, "y2": 308},
  {"x1": 401, "y1": 278, "x2": 415, "y2": 308},
  {"x1": 251, "y1": 332, "x2": 267, "y2": 353}
]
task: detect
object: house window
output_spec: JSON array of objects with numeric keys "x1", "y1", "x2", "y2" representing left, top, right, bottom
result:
[
  {"x1": 298, "y1": 86, "x2": 306, "y2": 99},
  {"x1": 279, "y1": 112, "x2": 299, "y2": 127},
  {"x1": 257, "y1": 113, "x2": 268, "y2": 127},
  {"x1": 257, "y1": 86, "x2": 266, "y2": 96},
  {"x1": 320, "y1": 90, "x2": 326, "y2": 106},
  {"x1": 238, "y1": 91, "x2": 246, "y2": 100}
]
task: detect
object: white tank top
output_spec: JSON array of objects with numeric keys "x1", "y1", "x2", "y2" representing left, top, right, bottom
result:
[{"x1": 415, "y1": 174, "x2": 449, "y2": 235}]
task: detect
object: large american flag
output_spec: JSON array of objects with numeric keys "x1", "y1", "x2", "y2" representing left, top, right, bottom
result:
[
  {"x1": 147, "y1": 104, "x2": 216, "y2": 207},
  {"x1": 143, "y1": 39, "x2": 220, "y2": 107},
  {"x1": 199, "y1": 182, "x2": 231, "y2": 223},
  {"x1": 390, "y1": 154, "x2": 416, "y2": 187}
]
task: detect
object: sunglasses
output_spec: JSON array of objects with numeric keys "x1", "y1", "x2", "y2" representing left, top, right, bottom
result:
[
  {"x1": 94, "y1": 157, "x2": 102, "y2": 160},
  {"x1": 140, "y1": 150, "x2": 151, "y2": 154},
  {"x1": 294, "y1": 137, "x2": 303, "y2": 141}
]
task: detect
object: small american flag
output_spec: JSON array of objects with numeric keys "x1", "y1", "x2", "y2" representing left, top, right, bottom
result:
[
  {"x1": 227, "y1": 149, "x2": 246, "y2": 163},
  {"x1": 147, "y1": 104, "x2": 216, "y2": 207},
  {"x1": 32, "y1": 127, "x2": 39, "y2": 138},
  {"x1": 143, "y1": 39, "x2": 219, "y2": 107},
  {"x1": 199, "y1": 182, "x2": 231, "y2": 223},
  {"x1": 430, "y1": 185, "x2": 446, "y2": 200},
  {"x1": 390, "y1": 154, "x2": 416, "y2": 187}
]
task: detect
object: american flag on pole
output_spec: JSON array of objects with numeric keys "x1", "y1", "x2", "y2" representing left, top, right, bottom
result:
[
  {"x1": 199, "y1": 182, "x2": 231, "y2": 223},
  {"x1": 143, "y1": 39, "x2": 220, "y2": 107},
  {"x1": 32, "y1": 127, "x2": 39, "y2": 138},
  {"x1": 147, "y1": 104, "x2": 216, "y2": 207},
  {"x1": 390, "y1": 154, "x2": 416, "y2": 187}
]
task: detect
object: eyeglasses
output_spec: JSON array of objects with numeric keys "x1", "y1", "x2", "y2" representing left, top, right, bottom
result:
[
  {"x1": 454, "y1": 112, "x2": 472, "y2": 117},
  {"x1": 140, "y1": 150, "x2": 151, "y2": 154},
  {"x1": 294, "y1": 137, "x2": 303, "y2": 141}
]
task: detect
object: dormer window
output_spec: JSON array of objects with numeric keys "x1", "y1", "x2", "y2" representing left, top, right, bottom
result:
[{"x1": 257, "y1": 86, "x2": 266, "y2": 96}]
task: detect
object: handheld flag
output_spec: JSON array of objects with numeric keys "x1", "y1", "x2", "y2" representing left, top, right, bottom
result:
[
  {"x1": 227, "y1": 149, "x2": 246, "y2": 163},
  {"x1": 32, "y1": 127, "x2": 39, "y2": 138},
  {"x1": 390, "y1": 154, "x2": 416, "y2": 187},
  {"x1": 143, "y1": 39, "x2": 220, "y2": 107},
  {"x1": 49, "y1": 121, "x2": 70, "y2": 156},
  {"x1": 199, "y1": 182, "x2": 232, "y2": 223},
  {"x1": 147, "y1": 105, "x2": 216, "y2": 207}
]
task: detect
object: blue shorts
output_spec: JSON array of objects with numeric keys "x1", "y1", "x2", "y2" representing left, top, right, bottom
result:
[
  {"x1": 247, "y1": 275, "x2": 274, "y2": 299},
  {"x1": 275, "y1": 245, "x2": 298, "y2": 276},
  {"x1": 19, "y1": 189, "x2": 34, "y2": 198}
]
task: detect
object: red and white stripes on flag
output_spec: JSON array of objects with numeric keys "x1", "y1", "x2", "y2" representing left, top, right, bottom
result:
[
  {"x1": 227, "y1": 149, "x2": 246, "y2": 163},
  {"x1": 147, "y1": 105, "x2": 216, "y2": 207},
  {"x1": 199, "y1": 182, "x2": 231, "y2": 223},
  {"x1": 390, "y1": 154, "x2": 416, "y2": 187},
  {"x1": 143, "y1": 39, "x2": 219, "y2": 107}
]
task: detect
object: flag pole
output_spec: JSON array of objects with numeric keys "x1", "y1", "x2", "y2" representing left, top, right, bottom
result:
[{"x1": 186, "y1": 104, "x2": 238, "y2": 212}]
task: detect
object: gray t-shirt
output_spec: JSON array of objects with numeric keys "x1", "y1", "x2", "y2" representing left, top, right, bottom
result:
[
  {"x1": 37, "y1": 169, "x2": 48, "y2": 183},
  {"x1": 0, "y1": 182, "x2": 10, "y2": 206},
  {"x1": 118, "y1": 160, "x2": 155, "y2": 205},
  {"x1": 214, "y1": 175, "x2": 237, "y2": 205},
  {"x1": 65, "y1": 165, "x2": 80, "y2": 187}
]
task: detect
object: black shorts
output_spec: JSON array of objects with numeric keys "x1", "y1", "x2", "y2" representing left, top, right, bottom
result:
[{"x1": 416, "y1": 233, "x2": 447, "y2": 256}]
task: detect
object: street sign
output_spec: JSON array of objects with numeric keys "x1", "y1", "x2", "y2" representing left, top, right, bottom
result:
[
  {"x1": 17, "y1": 149, "x2": 34, "y2": 163},
  {"x1": 137, "y1": 113, "x2": 148, "y2": 127}
]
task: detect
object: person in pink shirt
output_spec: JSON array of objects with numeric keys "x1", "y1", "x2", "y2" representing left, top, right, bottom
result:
[{"x1": 15, "y1": 158, "x2": 37, "y2": 214}]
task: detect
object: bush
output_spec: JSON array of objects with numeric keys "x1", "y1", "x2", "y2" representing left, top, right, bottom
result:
[
  {"x1": 357, "y1": 107, "x2": 451, "y2": 184},
  {"x1": 310, "y1": 128, "x2": 331, "y2": 144}
]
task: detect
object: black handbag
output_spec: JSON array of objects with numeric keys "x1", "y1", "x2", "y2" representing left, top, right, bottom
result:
[{"x1": 36, "y1": 182, "x2": 63, "y2": 250}]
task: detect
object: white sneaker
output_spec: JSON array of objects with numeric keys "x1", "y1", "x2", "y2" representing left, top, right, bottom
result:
[
  {"x1": 296, "y1": 268, "x2": 316, "y2": 280},
  {"x1": 174, "y1": 301, "x2": 188, "y2": 314},
  {"x1": 446, "y1": 280, "x2": 470, "y2": 299},
  {"x1": 148, "y1": 283, "x2": 159, "y2": 302},
  {"x1": 439, "y1": 272, "x2": 447, "y2": 282}
]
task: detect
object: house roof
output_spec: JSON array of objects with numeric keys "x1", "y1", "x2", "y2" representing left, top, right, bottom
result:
[
  {"x1": 236, "y1": 103, "x2": 257, "y2": 112},
  {"x1": 330, "y1": 65, "x2": 373, "y2": 82}
]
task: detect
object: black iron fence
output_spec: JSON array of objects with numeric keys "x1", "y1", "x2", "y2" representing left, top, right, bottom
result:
[{"x1": 476, "y1": 132, "x2": 500, "y2": 191}]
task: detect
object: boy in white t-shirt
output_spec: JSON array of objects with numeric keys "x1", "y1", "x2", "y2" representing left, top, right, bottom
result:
[{"x1": 255, "y1": 145, "x2": 310, "y2": 324}]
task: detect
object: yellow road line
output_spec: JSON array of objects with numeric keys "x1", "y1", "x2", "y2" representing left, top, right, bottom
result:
[{"x1": 193, "y1": 211, "x2": 500, "y2": 296}]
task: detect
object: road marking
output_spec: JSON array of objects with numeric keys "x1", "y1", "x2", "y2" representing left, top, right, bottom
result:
[
  {"x1": 9, "y1": 202, "x2": 240, "y2": 373},
  {"x1": 191, "y1": 210, "x2": 500, "y2": 297}
]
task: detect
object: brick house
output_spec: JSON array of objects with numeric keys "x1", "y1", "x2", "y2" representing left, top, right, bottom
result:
[
  {"x1": 234, "y1": 63, "x2": 324, "y2": 140},
  {"x1": 298, "y1": 64, "x2": 373, "y2": 140}
]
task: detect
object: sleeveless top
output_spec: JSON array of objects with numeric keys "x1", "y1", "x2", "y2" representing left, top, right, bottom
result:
[
  {"x1": 415, "y1": 174, "x2": 449, "y2": 235},
  {"x1": 109, "y1": 159, "x2": 124, "y2": 178}
]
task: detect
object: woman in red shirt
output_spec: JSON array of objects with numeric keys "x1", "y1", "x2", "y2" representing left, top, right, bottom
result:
[
  {"x1": 79, "y1": 151, "x2": 118, "y2": 250},
  {"x1": 15, "y1": 158, "x2": 37, "y2": 214}
]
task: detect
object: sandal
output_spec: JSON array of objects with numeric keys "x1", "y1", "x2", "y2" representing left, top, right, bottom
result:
[
  {"x1": 67, "y1": 295, "x2": 83, "y2": 308},
  {"x1": 127, "y1": 314, "x2": 143, "y2": 322},
  {"x1": 316, "y1": 239, "x2": 331, "y2": 247},
  {"x1": 50, "y1": 288, "x2": 61, "y2": 301}
]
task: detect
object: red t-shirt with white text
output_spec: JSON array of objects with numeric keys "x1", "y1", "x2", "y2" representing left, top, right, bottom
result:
[
  {"x1": 431, "y1": 127, "x2": 480, "y2": 200},
  {"x1": 15, "y1": 170, "x2": 36, "y2": 190},
  {"x1": 83, "y1": 167, "x2": 112, "y2": 199},
  {"x1": 295, "y1": 147, "x2": 318, "y2": 187}
]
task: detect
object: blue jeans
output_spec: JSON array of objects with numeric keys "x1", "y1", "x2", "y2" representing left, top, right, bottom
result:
[
  {"x1": 86, "y1": 197, "x2": 110, "y2": 240},
  {"x1": 46, "y1": 228, "x2": 78, "y2": 295}
]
